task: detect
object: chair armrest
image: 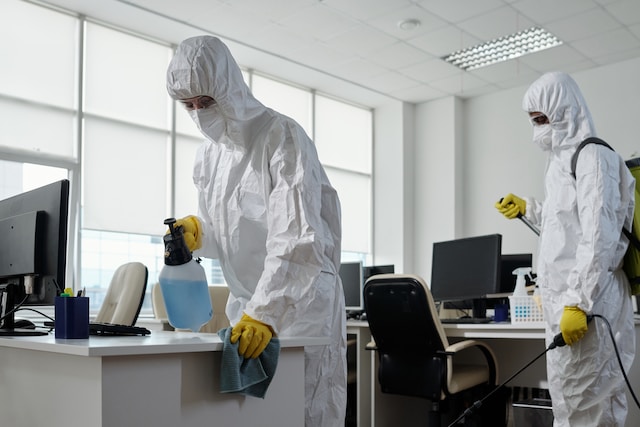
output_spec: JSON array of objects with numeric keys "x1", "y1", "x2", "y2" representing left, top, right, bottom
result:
[{"x1": 443, "y1": 339, "x2": 499, "y2": 391}]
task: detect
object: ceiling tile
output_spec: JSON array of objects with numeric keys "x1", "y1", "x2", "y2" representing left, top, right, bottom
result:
[
  {"x1": 364, "y1": 41, "x2": 433, "y2": 69},
  {"x1": 406, "y1": 26, "x2": 481, "y2": 57},
  {"x1": 605, "y1": 0, "x2": 640, "y2": 26},
  {"x1": 359, "y1": 70, "x2": 421, "y2": 93},
  {"x1": 274, "y1": 4, "x2": 360, "y2": 42},
  {"x1": 511, "y1": 0, "x2": 600, "y2": 25},
  {"x1": 322, "y1": 0, "x2": 414, "y2": 21},
  {"x1": 572, "y1": 28, "x2": 640, "y2": 58},
  {"x1": 323, "y1": 25, "x2": 397, "y2": 57},
  {"x1": 390, "y1": 83, "x2": 447, "y2": 103},
  {"x1": 545, "y1": 8, "x2": 621, "y2": 42},
  {"x1": 469, "y1": 59, "x2": 537, "y2": 85},
  {"x1": 365, "y1": 3, "x2": 448, "y2": 40},
  {"x1": 327, "y1": 57, "x2": 390, "y2": 81},
  {"x1": 428, "y1": 72, "x2": 491, "y2": 95},
  {"x1": 287, "y1": 41, "x2": 355, "y2": 70},
  {"x1": 517, "y1": 45, "x2": 588, "y2": 72},
  {"x1": 399, "y1": 58, "x2": 461, "y2": 83},
  {"x1": 413, "y1": 0, "x2": 504, "y2": 23},
  {"x1": 457, "y1": 5, "x2": 535, "y2": 42}
]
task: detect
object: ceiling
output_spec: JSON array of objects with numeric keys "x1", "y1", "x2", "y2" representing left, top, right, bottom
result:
[{"x1": 41, "y1": 0, "x2": 640, "y2": 107}]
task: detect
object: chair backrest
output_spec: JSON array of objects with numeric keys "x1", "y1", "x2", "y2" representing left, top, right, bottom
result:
[
  {"x1": 151, "y1": 282, "x2": 168, "y2": 321},
  {"x1": 152, "y1": 283, "x2": 230, "y2": 333},
  {"x1": 198, "y1": 285, "x2": 230, "y2": 333},
  {"x1": 94, "y1": 262, "x2": 148, "y2": 326},
  {"x1": 363, "y1": 273, "x2": 450, "y2": 399}
]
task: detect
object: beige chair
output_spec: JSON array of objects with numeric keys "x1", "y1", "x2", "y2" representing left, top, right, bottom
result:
[
  {"x1": 363, "y1": 274, "x2": 500, "y2": 425},
  {"x1": 152, "y1": 283, "x2": 230, "y2": 333},
  {"x1": 94, "y1": 262, "x2": 148, "y2": 326}
]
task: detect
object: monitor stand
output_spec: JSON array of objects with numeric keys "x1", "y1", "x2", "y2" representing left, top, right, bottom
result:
[
  {"x1": 471, "y1": 298, "x2": 489, "y2": 321},
  {"x1": 0, "y1": 283, "x2": 47, "y2": 336}
]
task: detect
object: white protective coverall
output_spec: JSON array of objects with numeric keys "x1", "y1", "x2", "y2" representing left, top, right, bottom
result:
[
  {"x1": 166, "y1": 36, "x2": 347, "y2": 427},
  {"x1": 521, "y1": 71, "x2": 635, "y2": 426}
]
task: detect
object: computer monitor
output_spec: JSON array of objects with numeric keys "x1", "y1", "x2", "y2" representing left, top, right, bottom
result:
[
  {"x1": 430, "y1": 234, "x2": 502, "y2": 320},
  {"x1": 340, "y1": 261, "x2": 363, "y2": 312},
  {"x1": 0, "y1": 179, "x2": 70, "y2": 336},
  {"x1": 363, "y1": 264, "x2": 395, "y2": 283}
]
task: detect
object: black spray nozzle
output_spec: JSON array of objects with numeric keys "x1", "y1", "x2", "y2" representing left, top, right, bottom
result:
[
  {"x1": 163, "y1": 217, "x2": 192, "y2": 266},
  {"x1": 548, "y1": 314, "x2": 595, "y2": 350}
]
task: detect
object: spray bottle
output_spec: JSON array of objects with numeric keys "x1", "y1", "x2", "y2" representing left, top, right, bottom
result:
[
  {"x1": 512, "y1": 267, "x2": 532, "y2": 297},
  {"x1": 158, "y1": 218, "x2": 212, "y2": 332}
]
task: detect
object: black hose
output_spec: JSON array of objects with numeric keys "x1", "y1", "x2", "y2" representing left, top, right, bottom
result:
[{"x1": 447, "y1": 314, "x2": 640, "y2": 426}]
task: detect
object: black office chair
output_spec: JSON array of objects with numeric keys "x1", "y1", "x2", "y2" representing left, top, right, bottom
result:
[{"x1": 363, "y1": 274, "x2": 500, "y2": 426}]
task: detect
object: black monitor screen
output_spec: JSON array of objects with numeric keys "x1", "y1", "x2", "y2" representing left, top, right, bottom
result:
[
  {"x1": 363, "y1": 264, "x2": 395, "y2": 283},
  {"x1": 340, "y1": 261, "x2": 363, "y2": 311},
  {"x1": 499, "y1": 254, "x2": 533, "y2": 293},
  {"x1": 0, "y1": 179, "x2": 69, "y2": 335},
  {"x1": 430, "y1": 234, "x2": 502, "y2": 303}
]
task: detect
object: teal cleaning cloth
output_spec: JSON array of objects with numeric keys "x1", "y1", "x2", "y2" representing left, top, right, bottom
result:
[{"x1": 217, "y1": 327, "x2": 280, "y2": 398}]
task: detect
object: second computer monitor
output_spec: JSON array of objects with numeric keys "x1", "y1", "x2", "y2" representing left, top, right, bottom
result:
[
  {"x1": 339, "y1": 261, "x2": 364, "y2": 311},
  {"x1": 430, "y1": 234, "x2": 502, "y2": 319}
]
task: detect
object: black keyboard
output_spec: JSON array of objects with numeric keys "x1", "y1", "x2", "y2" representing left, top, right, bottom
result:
[
  {"x1": 440, "y1": 317, "x2": 492, "y2": 324},
  {"x1": 89, "y1": 322, "x2": 151, "y2": 336}
]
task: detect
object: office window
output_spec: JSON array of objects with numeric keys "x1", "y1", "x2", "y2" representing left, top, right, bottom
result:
[
  {"x1": 84, "y1": 22, "x2": 170, "y2": 129},
  {"x1": 252, "y1": 74, "x2": 313, "y2": 136},
  {"x1": 83, "y1": 118, "x2": 168, "y2": 235},
  {"x1": 0, "y1": 0, "x2": 78, "y2": 158},
  {"x1": 314, "y1": 95, "x2": 372, "y2": 255},
  {"x1": 0, "y1": 0, "x2": 77, "y2": 108},
  {"x1": 315, "y1": 95, "x2": 372, "y2": 175},
  {"x1": 325, "y1": 168, "x2": 371, "y2": 254}
]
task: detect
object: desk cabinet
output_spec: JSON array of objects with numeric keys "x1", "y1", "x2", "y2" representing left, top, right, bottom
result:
[{"x1": 0, "y1": 332, "x2": 324, "y2": 427}]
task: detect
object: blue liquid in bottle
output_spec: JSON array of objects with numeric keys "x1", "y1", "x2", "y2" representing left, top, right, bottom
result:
[
  {"x1": 159, "y1": 218, "x2": 213, "y2": 332},
  {"x1": 159, "y1": 263, "x2": 212, "y2": 332}
]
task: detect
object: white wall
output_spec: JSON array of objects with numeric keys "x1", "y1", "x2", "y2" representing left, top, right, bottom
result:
[
  {"x1": 402, "y1": 56, "x2": 640, "y2": 283},
  {"x1": 373, "y1": 101, "x2": 412, "y2": 272}
]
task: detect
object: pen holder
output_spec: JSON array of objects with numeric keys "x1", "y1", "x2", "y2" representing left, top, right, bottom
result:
[{"x1": 55, "y1": 296, "x2": 89, "y2": 339}]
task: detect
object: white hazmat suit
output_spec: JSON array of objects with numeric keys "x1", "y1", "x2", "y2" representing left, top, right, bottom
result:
[
  {"x1": 166, "y1": 36, "x2": 347, "y2": 427},
  {"x1": 521, "y1": 72, "x2": 635, "y2": 426}
]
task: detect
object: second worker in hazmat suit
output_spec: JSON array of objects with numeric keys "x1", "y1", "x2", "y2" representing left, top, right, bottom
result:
[
  {"x1": 166, "y1": 35, "x2": 346, "y2": 427},
  {"x1": 496, "y1": 71, "x2": 635, "y2": 426}
]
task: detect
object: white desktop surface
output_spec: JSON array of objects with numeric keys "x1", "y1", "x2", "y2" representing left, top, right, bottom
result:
[
  {"x1": 0, "y1": 329, "x2": 326, "y2": 356},
  {"x1": 0, "y1": 331, "x2": 328, "y2": 427}
]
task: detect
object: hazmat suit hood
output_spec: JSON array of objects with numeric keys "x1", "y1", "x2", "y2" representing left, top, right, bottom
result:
[
  {"x1": 166, "y1": 35, "x2": 266, "y2": 143},
  {"x1": 522, "y1": 72, "x2": 595, "y2": 156}
]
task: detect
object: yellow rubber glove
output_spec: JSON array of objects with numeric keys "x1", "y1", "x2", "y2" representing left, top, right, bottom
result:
[
  {"x1": 560, "y1": 306, "x2": 588, "y2": 346},
  {"x1": 230, "y1": 313, "x2": 274, "y2": 359},
  {"x1": 495, "y1": 193, "x2": 526, "y2": 219},
  {"x1": 171, "y1": 215, "x2": 202, "y2": 252}
]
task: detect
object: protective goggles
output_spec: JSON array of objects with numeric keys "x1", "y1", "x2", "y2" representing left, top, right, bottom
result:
[{"x1": 530, "y1": 114, "x2": 549, "y2": 126}]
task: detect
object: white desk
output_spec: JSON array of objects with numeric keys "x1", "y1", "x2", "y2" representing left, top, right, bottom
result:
[
  {"x1": 0, "y1": 331, "x2": 327, "y2": 427},
  {"x1": 353, "y1": 321, "x2": 640, "y2": 427}
]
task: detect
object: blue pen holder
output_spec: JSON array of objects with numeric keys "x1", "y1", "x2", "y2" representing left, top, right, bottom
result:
[{"x1": 55, "y1": 296, "x2": 89, "y2": 339}]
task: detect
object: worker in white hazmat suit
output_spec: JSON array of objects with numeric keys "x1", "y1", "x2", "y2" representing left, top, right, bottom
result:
[
  {"x1": 166, "y1": 36, "x2": 346, "y2": 426},
  {"x1": 496, "y1": 71, "x2": 635, "y2": 426}
]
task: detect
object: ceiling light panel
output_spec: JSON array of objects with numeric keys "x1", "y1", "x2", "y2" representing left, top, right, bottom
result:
[{"x1": 443, "y1": 26, "x2": 563, "y2": 71}]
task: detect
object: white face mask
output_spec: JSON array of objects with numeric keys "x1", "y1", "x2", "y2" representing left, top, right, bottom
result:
[
  {"x1": 189, "y1": 106, "x2": 226, "y2": 142},
  {"x1": 532, "y1": 124, "x2": 552, "y2": 151}
]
